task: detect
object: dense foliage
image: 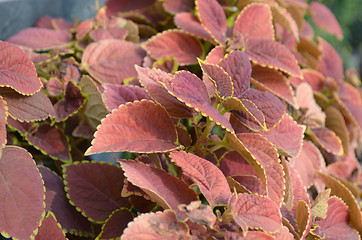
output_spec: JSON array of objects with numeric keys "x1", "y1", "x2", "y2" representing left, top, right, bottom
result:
[{"x1": 0, "y1": 0, "x2": 361, "y2": 239}]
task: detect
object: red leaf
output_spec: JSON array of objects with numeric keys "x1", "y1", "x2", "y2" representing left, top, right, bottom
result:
[
  {"x1": 312, "y1": 197, "x2": 360, "y2": 240},
  {"x1": 136, "y1": 66, "x2": 194, "y2": 118},
  {"x1": 144, "y1": 30, "x2": 203, "y2": 65},
  {"x1": 310, "y1": 1, "x2": 343, "y2": 40},
  {"x1": 104, "y1": 0, "x2": 156, "y2": 15},
  {"x1": 103, "y1": 84, "x2": 150, "y2": 111},
  {"x1": 0, "y1": 146, "x2": 44, "y2": 240},
  {"x1": 54, "y1": 81, "x2": 86, "y2": 121},
  {"x1": 63, "y1": 162, "x2": 130, "y2": 223},
  {"x1": 119, "y1": 160, "x2": 198, "y2": 219},
  {"x1": 196, "y1": 0, "x2": 227, "y2": 45},
  {"x1": 317, "y1": 38, "x2": 344, "y2": 80},
  {"x1": 7, "y1": 28, "x2": 71, "y2": 50},
  {"x1": 167, "y1": 71, "x2": 234, "y2": 133},
  {"x1": 309, "y1": 127, "x2": 343, "y2": 156},
  {"x1": 261, "y1": 114, "x2": 305, "y2": 158},
  {"x1": 121, "y1": 210, "x2": 190, "y2": 240},
  {"x1": 219, "y1": 151, "x2": 257, "y2": 177},
  {"x1": 245, "y1": 39, "x2": 302, "y2": 77},
  {"x1": 85, "y1": 100, "x2": 180, "y2": 155},
  {"x1": 26, "y1": 124, "x2": 70, "y2": 161},
  {"x1": 35, "y1": 212, "x2": 66, "y2": 240},
  {"x1": 205, "y1": 46, "x2": 224, "y2": 64},
  {"x1": 233, "y1": 3, "x2": 274, "y2": 41},
  {"x1": 289, "y1": 69, "x2": 325, "y2": 92},
  {"x1": 38, "y1": 167, "x2": 93, "y2": 236},
  {"x1": 97, "y1": 209, "x2": 133, "y2": 239},
  {"x1": 231, "y1": 175, "x2": 267, "y2": 195},
  {"x1": 171, "y1": 151, "x2": 231, "y2": 206},
  {"x1": 231, "y1": 193, "x2": 282, "y2": 233},
  {"x1": 271, "y1": 5, "x2": 299, "y2": 41},
  {"x1": 164, "y1": 0, "x2": 195, "y2": 14},
  {"x1": 82, "y1": 39, "x2": 146, "y2": 84},
  {"x1": 174, "y1": 12, "x2": 213, "y2": 42},
  {"x1": 0, "y1": 41, "x2": 42, "y2": 95}
]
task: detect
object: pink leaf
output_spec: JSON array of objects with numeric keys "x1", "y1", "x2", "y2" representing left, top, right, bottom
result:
[
  {"x1": 219, "y1": 151, "x2": 257, "y2": 177},
  {"x1": 85, "y1": 100, "x2": 180, "y2": 155},
  {"x1": 171, "y1": 151, "x2": 231, "y2": 206},
  {"x1": 164, "y1": 0, "x2": 195, "y2": 14},
  {"x1": 0, "y1": 41, "x2": 42, "y2": 95},
  {"x1": 174, "y1": 12, "x2": 213, "y2": 42},
  {"x1": 89, "y1": 28, "x2": 128, "y2": 41},
  {"x1": 144, "y1": 30, "x2": 203, "y2": 65},
  {"x1": 317, "y1": 38, "x2": 344, "y2": 80},
  {"x1": 82, "y1": 39, "x2": 146, "y2": 84},
  {"x1": 0, "y1": 146, "x2": 44, "y2": 240},
  {"x1": 35, "y1": 212, "x2": 66, "y2": 240},
  {"x1": 309, "y1": 127, "x2": 343, "y2": 156}
]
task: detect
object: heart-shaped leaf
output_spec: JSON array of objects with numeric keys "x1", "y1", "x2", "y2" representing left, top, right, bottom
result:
[
  {"x1": 35, "y1": 212, "x2": 66, "y2": 240},
  {"x1": 63, "y1": 162, "x2": 130, "y2": 223},
  {"x1": 96, "y1": 209, "x2": 133, "y2": 240},
  {"x1": 0, "y1": 41, "x2": 42, "y2": 95},
  {"x1": 144, "y1": 30, "x2": 203, "y2": 65},
  {"x1": 119, "y1": 160, "x2": 198, "y2": 219},
  {"x1": 82, "y1": 39, "x2": 146, "y2": 84},
  {"x1": 171, "y1": 151, "x2": 231, "y2": 206},
  {"x1": 196, "y1": 0, "x2": 227, "y2": 45},
  {"x1": 0, "y1": 146, "x2": 44, "y2": 240},
  {"x1": 85, "y1": 100, "x2": 180, "y2": 155}
]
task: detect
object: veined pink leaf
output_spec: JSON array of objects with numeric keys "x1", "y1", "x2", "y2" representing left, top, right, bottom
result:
[
  {"x1": 121, "y1": 211, "x2": 191, "y2": 240},
  {"x1": 170, "y1": 151, "x2": 231, "y2": 206},
  {"x1": 219, "y1": 151, "x2": 257, "y2": 177},
  {"x1": 0, "y1": 146, "x2": 44, "y2": 240},
  {"x1": 245, "y1": 38, "x2": 302, "y2": 77},
  {"x1": 97, "y1": 209, "x2": 133, "y2": 240},
  {"x1": 289, "y1": 141, "x2": 324, "y2": 188},
  {"x1": 218, "y1": 50, "x2": 251, "y2": 97},
  {"x1": 7, "y1": 28, "x2": 71, "y2": 50},
  {"x1": 89, "y1": 28, "x2": 128, "y2": 41},
  {"x1": 63, "y1": 162, "x2": 130, "y2": 223},
  {"x1": 46, "y1": 78, "x2": 63, "y2": 96},
  {"x1": 312, "y1": 197, "x2": 360, "y2": 240},
  {"x1": 26, "y1": 124, "x2": 70, "y2": 161},
  {"x1": 251, "y1": 65, "x2": 297, "y2": 107},
  {"x1": 163, "y1": 0, "x2": 194, "y2": 14},
  {"x1": 136, "y1": 66, "x2": 194, "y2": 118},
  {"x1": 38, "y1": 167, "x2": 93, "y2": 236},
  {"x1": 82, "y1": 39, "x2": 146, "y2": 84},
  {"x1": 103, "y1": 84, "x2": 150, "y2": 111},
  {"x1": 196, "y1": 0, "x2": 227, "y2": 46},
  {"x1": 86, "y1": 100, "x2": 180, "y2": 155},
  {"x1": 104, "y1": 0, "x2": 156, "y2": 15},
  {"x1": 0, "y1": 41, "x2": 42, "y2": 95},
  {"x1": 144, "y1": 30, "x2": 203, "y2": 65},
  {"x1": 231, "y1": 193, "x2": 282, "y2": 233},
  {"x1": 309, "y1": 127, "x2": 343, "y2": 156},
  {"x1": 233, "y1": 3, "x2": 274, "y2": 41},
  {"x1": 166, "y1": 71, "x2": 234, "y2": 133},
  {"x1": 0, "y1": 96, "x2": 7, "y2": 150},
  {"x1": 317, "y1": 38, "x2": 343, "y2": 80},
  {"x1": 35, "y1": 212, "x2": 66, "y2": 240},
  {"x1": 119, "y1": 160, "x2": 198, "y2": 219},
  {"x1": 199, "y1": 59, "x2": 233, "y2": 99},
  {"x1": 309, "y1": 1, "x2": 343, "y2": 40},
  {"x1": 174, "y1": 12, "x2": 214, "y2": 42},
  {"x1": 261, "y1": 114, "x2": 305, "y2": 158}
]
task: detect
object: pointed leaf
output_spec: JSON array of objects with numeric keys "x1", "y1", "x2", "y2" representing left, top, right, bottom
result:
[
  {"x1": 245, "y1": 39, "x2": 301, "y2": 77},
  {"x1": 121, "y1": 210, "x2": 191, "y2": 240},
  {"x1": 233, "y1": 3, "x2": 274, "y2": 40},
  {"x1": 0, "y1": 146, "x2": 44, "y2": 240},
  {"x1": 317, "y1": 38, "x2": 343, "y2": 80},
  {"x1": 232, "y1": 193, "x2": 282, "y2": 233},
  {"x1": 26, "y1": 124, "x2": 70, "y2": 161},
  {"x1": 86, "y1": 100, "x2": 180, "y2": 155},
  {"x1": 309, "y1": 127, "x2": 343, "y2": 156},
  {"x1": 0, "y1": 41, "x2": 42, "y2": 95},
  {"x1": 97, "y1": 209, "x2": 133, "y2": 240},
  {"x1": 137, "y1": 66, "x2": 194, "y2": 118},
  {"x1": 144, "y1": 30, "x2": 203, "y2": 65},
  {"x1": 261, "y1": 114, "x2": 305, "y2": 158},
  {"x1": 312, "y1": 196, "x2": 360, "y2": 240},
  {"x1": 1, "y1": 90, "x2": 54, "y2": 122},
  {"x1": 63, "y1": 162, "x2": 130, "y2": 223},
  {"x1": 174, "y1": 12, "x2": 213, "y2": 42},
  {"x1": 103, "y1": 84, "x2": 150, "y2": 111},
  {"x1": 295, "y1": 200, "x2": 312, "y2": 240},
  {"x1": 35, "y1": 212, "x2": 66, "y2": 240},
  {"x1": 7, "y1": 28, "x2": 71, "y2": 50},
  {"x1": 38, "y1": 167, "x2": 93, "y2": 236},
  {"x1": 196, "y1": 0, "x2": 227, "y2": 45},
  {"x1": 82, "y1": 39, "x2": 146, "y2": 84},
  {"x1": 119, "y1": 160, "x2": 198, "y2": 219},
  {"x1": 310, "y1": 1, "x2": 343, "y2": 40},
  {"x1": 171, "y1": 151, "x2": 231, "y2": 206},
  {"x1": 164, "y1": 0, "x2": 194, "y2": 14}
]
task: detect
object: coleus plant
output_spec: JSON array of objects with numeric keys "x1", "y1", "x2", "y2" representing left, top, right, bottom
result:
[{"x1": 0, "y1": 0, "x2": 361, "y2": 239}]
